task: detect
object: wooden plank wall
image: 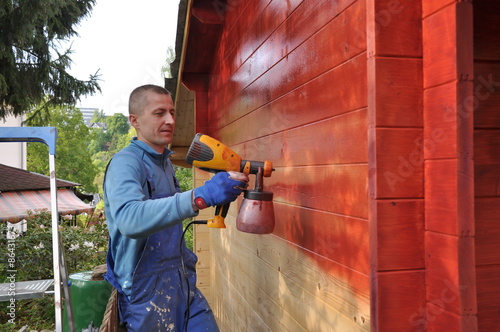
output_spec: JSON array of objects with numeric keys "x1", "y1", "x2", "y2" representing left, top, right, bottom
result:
[
  {"x1": 366, "y1": 0, "x2": 427, "y2": 331},
  {"x1": 422, "y1": 1, "x2": 478, "y2": 331},
  {"x1": 472, "y1": 1, "x2": 500, "y2": 331},
  {"x1": 199, "y1": 0, "x2": 371, "y2": 330}
]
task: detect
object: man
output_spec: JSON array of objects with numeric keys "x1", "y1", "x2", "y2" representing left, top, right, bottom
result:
[{"x1": 104, "y1": 84, "x2": 248, "y2": 331}]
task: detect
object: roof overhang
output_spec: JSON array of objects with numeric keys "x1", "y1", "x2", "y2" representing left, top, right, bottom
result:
[
  {"x1": 0, "y1": 188, "x2": 94, "y2": 223},
  {"x1": 166, "y1": 0, "x2": 226, "y2": 167}
]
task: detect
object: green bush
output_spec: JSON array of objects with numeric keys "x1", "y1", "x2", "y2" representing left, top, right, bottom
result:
[{"x1": 0, "y1": 210, "x2": 108, "y2": 331}]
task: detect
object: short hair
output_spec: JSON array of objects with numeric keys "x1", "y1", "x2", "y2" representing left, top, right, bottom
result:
[{"x1": 128, "y1": 84, "x2": 172, "y2": 115}]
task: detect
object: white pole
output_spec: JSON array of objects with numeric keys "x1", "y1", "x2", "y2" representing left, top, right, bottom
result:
[{"x1": 49, "y1": 154, "x2": 63, "y2": 332}]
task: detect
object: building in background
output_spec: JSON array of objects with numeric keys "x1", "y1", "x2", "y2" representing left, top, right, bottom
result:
[{"x1": 0, "y1": 114, "x2": 26, "y2": 169}]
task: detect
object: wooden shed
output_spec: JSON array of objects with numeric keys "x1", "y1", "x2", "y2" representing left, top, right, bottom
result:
[{"x1": 167, "y1": 0, "x2": 500, "y2": 331}]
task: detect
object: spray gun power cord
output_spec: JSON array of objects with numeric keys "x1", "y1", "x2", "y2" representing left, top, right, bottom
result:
[{"x1": 180, "y1": 220, "x2": 208, "y2": 332}]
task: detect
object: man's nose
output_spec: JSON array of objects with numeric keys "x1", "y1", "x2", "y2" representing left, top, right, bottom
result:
[{"x1": 164, "y1": 113, "x2": 175, "y2": 124}]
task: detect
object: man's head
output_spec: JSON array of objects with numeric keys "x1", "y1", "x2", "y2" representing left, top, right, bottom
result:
[{"x1": 128, "y1": 84, "x2": 175, "y2": 153}]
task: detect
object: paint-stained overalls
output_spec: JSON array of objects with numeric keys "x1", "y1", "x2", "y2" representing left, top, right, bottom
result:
[{"x1": 104, "y1": 143, "x2": 219, "y2": 332}]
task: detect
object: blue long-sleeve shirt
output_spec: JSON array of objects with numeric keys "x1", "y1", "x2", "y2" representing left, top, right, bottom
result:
[{"x1": 104, "y1": 138, "x2": 198, "y2": 295}]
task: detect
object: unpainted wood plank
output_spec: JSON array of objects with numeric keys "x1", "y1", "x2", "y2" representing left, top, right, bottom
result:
[
  {"x1": 474, "y1": 197, "x2": 500, "y2": 266},
  {"x1": 211, "y1": 267, "x2": 272, "y2": 332},
  {"x1": 371, "y1": 0, "x2": 422, "y2": 57},
  {"x1": 212, "y1": 227, "x2": 369, "y2": 331},
  {"x1": 272, "y1": 203, "x2": 369, "y2": 274},
  {"x1": 374, "y1": 199, "x2": 425, "y2": 271},
  {"x1": 212, "y1": 238, "x2": 308, "y2": 332},
  {"x1": 222, "y1": 215, "x2": 371, "y2": 322},
  {"x1": 375, "y1": 271, "x2": 426, "y2": 332},
  {"x1": 425, "y1": 231, "x2": 477, "y2": 316},
  {"x1": 373, "y1": 57, "x2": 423, "y2": 127},
  {"x1": 370, "y1": 128, "x2": 424, "y2": 198},
  {"x1": 267, "y1": 165, "x2": 368, "y2": 219},
  {"x1": 194, "y1": 230, "x2": 210, "y2": 252},
  {"x1": 475, "y1": 265, "x2": 500, "y2": 332},
  {"x1": 425, "y1": 159, "x2": 475, "y2": 236}
]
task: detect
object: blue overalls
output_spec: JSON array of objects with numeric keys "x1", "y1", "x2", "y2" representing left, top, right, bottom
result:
[{"x1": 104, "y1": 147, "x2": 219, "y2": 332}]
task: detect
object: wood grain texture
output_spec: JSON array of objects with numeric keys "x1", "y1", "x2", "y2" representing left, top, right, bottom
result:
[
  {"x1": 374, "y1": 199, "x2": 425, "y2": 271},
  {"x1": 269, "y1": 165, "x2": 368, "y2": 219},
  {"x1": 425, "y1": 302, "x2": 478, "y2": 332},
  {"x1": 422, "y1": 2, "x2": 473, "y2": 88},
  {"x1": 371, "y1": 0, "x2": 422, "y2": 57},
  {"x1": 473, "y1": 0, "x2": 500, "y2": 61},
  {"x1": 373, "y1": 57, "x2": 423, "y2": 127},
  {"x1": 376, "y1": 271, "x2": 426, "y2": 332},
  {"x1": 422, "y1": 0, "x2": 456, "y2": 18},
  {"x1": 425, "y1": 158, "x2": 475, "y2": 236},
  {"x1": 212, "y1": 220, "x2": 370, "y2": 331},
  {"x1": 475, "y1": 265, "x2": 500, "y2": 332},
  {"x1": 210, "y1": 0, "x2": 365, "y2": 128},
  {"x1": 473, "y1": 62, "x2": 500, "y2": 129},
  {"x1": 272, "y1": 202, "x2": 369, "y2": 274},
  {"x1": 425, "y1": 231, "x2": 477, "y2": 316},
  {"x1": 370, "y1": 128, "x2": 424, "y2": 199},
  {"x1": 474, "y1": 197, "x2": 500, "y2": 266}
]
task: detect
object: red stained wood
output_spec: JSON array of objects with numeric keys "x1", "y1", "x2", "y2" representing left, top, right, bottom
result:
[
  {"x1": 210, "y1": 0, "x2": 365, "y2": 127},
  {"x1": 373, "y1": 57, "x2": 423, "y2": 127},
  {"x1": 425, "y1": 159, "x2": 474, "y2": 236},
  {"x1": 370, "y1": 128, "x2": 424, "y2": 199},
  {"x1": 473, "y1": 63, "x2": 500, "y2": 128},
  {"x1": 218, "y1": 51, "x2": 368, "y2": 130},
  {"x1": 422, "y1": 0, "x2": 456, "y2": 18},
  {"x1": 225, "y1": 109, "x2": 368, "y2": 167},
  {"x1": 273, "y1": 202, "x2": 369, "y2": 275},
  {"x1": 473, "y1": 0, "x2": 500, "y2": 61},
  {"x1": 371, "y1": 0, "x2": 422, "y2": 57},
  {"x1": 425, "y1": 231, "x2": 477, "y2": 316},
  {"x1": 475, "y1": 265, "x2": 500, "y2": 331},
  {"x1": 423, "y1": 2, "x2": 473, "y2": 88},
  {"x1": 474, "y1": 130, "x2": 500, "y2": 165},
  {"x1": 375, "y1": 271, "x2": 426, "y2": 332},
  {"x1": 268, "y1": 164, "x2": 368, "y2": 220},
  {"x1": 423, "y1": 80, "x2": 474, "y2": 160},
  {"x1": 474, "y1": 197, "x2": 500, "y2": 266},
  {"x1": 426, "y1": 302, "x2": 478, "y2": 332},
  {"x1": 374, "y1": 199, "x2": 425, "y2": 271}
]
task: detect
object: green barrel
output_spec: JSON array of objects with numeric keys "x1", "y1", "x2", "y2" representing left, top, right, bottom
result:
[{"x1": 63, "y1": 271, "x2": 112, "y2": 332}]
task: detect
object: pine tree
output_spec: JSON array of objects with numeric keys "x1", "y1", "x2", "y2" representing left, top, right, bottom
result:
[{"x1": 0, "y1": 0, "x2": 100, "y2": 121}]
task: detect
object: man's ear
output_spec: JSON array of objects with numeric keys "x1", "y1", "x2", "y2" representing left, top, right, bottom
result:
[{"x1": 129, "y1": 114, "x2": 139, "y2": 129}]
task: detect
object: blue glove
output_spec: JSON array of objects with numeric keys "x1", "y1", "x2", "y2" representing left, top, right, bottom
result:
[{"x1": 193, "y1": 172, "x2": 246, "y2": 209}]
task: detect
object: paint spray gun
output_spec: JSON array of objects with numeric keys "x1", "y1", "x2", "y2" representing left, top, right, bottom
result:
[{"x1": 185, "y1": 133, "x2": 275, "y2": 234}]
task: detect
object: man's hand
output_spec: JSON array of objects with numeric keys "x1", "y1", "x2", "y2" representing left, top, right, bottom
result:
[{"x1": 193, "y1": 171, "x2": 249, "y2": 209}]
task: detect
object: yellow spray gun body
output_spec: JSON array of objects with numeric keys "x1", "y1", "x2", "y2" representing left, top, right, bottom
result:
[{"x1": 185, "y1": 133, "x2": 273, "y2": 228}]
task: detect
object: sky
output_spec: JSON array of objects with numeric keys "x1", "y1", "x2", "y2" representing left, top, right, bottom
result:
[{"x1": 66, "y1": 0, "x2": 180, "y2": 116}]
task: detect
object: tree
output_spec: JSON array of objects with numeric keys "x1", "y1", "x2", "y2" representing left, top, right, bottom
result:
[
  {"x1": 0, "y1": 0, "x2": 100, "y2": 121},
  {"x1": 27, "y1": 105, "x2": 98, "y2": 193}
]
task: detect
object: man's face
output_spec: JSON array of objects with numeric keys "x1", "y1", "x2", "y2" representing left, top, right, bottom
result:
[{"x1": 129, "y1": 92, "x2": 175, "y2": 153}]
